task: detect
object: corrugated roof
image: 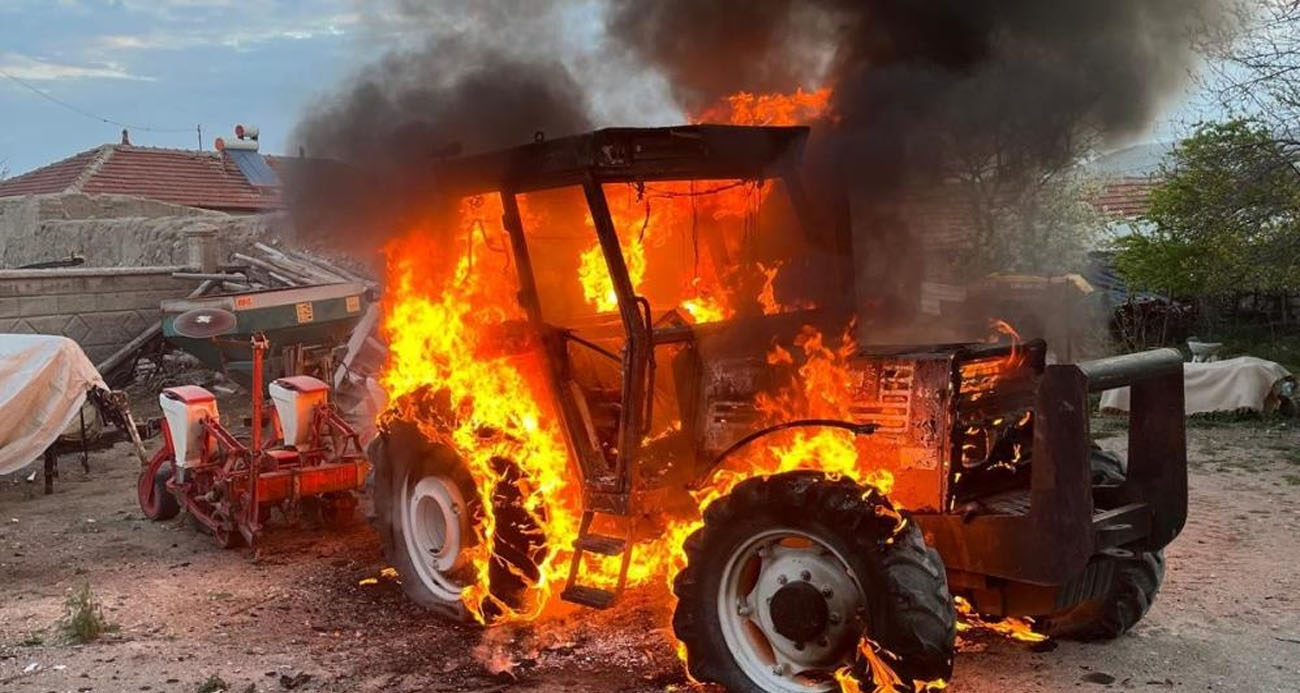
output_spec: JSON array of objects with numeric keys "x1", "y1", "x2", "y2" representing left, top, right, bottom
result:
[{"x1": 0, "y1": 144, "x2": 286, "y2": 212}]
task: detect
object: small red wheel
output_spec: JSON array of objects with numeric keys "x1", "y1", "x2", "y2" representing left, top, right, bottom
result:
[{"x1": 137, "y1": 448, "x2": 180, "y2": 521}]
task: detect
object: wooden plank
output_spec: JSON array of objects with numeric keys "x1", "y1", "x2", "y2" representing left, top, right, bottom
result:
[{"x1": 232, "y1": 252, "x2": 305, "y2": 286}]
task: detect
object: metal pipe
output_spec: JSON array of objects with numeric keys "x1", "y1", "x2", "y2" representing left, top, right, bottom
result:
[
  {"x1": 248, "y1": 333, "x2": 268, "y2": 539},
  {"x1": 1076, "y1": 348, "x2": 1183, "y2": 392}
]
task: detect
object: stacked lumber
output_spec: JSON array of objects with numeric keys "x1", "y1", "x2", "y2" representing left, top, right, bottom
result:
[{"x1": 171, "y1": 242, "x2": 375, "y2": 293}]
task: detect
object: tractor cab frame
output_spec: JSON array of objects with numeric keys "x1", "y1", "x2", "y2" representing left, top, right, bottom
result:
[{"x1": 435, "y1": 125, "x2": 849, "y2": 501}]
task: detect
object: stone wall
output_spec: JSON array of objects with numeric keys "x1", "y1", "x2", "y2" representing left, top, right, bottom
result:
[
  {"x1": 0, "y1": 192, "x2": 284, "y2": 268},
  {"x1": 0, "y1": 267, "x2": 191, "y2": 363}
]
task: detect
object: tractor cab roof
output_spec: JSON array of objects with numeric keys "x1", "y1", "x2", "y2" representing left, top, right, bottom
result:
[{"x1": 432, "y1": 124, "x2": 809, "y2": 197}]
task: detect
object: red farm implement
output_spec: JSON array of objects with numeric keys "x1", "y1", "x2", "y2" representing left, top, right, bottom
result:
[{"x1": 137, "y1": 333, "x2": 370, "y2": 548}]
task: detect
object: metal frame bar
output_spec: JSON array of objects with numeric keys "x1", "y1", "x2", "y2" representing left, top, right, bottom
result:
[
  {"x1": 499, "y1": 189, "x2": 612, "y2": 487},
  {"x1": 582, "y1": 174, "x2": 650, "y2": 495},
  {"x1": 477, "y1": 128, "x2": 826, "y2": 499}
]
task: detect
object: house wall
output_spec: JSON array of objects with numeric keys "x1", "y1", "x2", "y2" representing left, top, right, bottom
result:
[
  {"x1": 0, "y1": 267, "x2": 190, "y2": 363},
  {"x1": 0, "y1": 192, "x2": 283, "y2": 268}
]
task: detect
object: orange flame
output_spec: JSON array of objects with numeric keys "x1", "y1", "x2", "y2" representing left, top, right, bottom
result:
[
  {"x1": 380, "y1": 195, "x2": 582, "y2": 623},
  {"x1": 695, "y1": 86, "x2": 833, "y2": 125},
  {"x1": 834, "y1": 637, "x2": 949, "y2": 693},
  {"x1": 573, "y1": 87, "x2": 832, "y2": 318},
  {"x1": 954, "y1": 596, "x2": 1048, "y2": 643}
]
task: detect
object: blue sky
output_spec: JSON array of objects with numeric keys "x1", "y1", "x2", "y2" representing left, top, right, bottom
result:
[
  {"x1": 0, "y1": 0, "x2": 1223, "y2": 178},
  {"x1": 0, "y1": 0, "x2": 367, "y2": 175}
]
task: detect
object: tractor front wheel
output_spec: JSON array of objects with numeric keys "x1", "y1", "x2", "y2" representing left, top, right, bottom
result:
[
  {"x1": 1036, "y1": 447, "x2": 1167, "y2": 640},
  {"x1": 672, "y1": 471, "x2": 955, "y2": 692}
]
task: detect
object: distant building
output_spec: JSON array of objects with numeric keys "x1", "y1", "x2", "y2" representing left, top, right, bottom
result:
[
  {"x1": 0, "y1": 129, "x2": 292, "y2": 358},
  {"x1": 0, "y1": 130, "x2": 288, "y2": 213},
  {"x1": 1086, "y1": 140, "x2": 1173, "y2": 223}
]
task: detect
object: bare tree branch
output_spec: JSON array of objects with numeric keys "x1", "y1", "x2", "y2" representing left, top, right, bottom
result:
[{"x1": 1203, "y1": 0, "x2": 1300, "y2": 132}]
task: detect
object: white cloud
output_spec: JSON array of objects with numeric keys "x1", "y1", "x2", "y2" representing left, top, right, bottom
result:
[
  {"x1": 93, "y1": 11, "x2": 359, "y2": 52},
  {"x1": 0, "y1": 53, "x2": 152, "y2": 81}
]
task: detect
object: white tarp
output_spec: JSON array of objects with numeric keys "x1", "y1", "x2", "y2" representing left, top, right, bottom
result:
[
  {"x1": 1100, "y1": 355, "x2": 1293, "y2": 415},
  {"x1": 0, "y1": 335, "x2": 106, "y2": 474}
]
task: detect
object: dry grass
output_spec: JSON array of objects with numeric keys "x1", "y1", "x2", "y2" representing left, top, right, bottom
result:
[
  {"x1": 196, "y1": 674, "x2": 230, "y2": 693},
  {"x1": 59, "y1": 583, "x2": 114, "y2": 644}
]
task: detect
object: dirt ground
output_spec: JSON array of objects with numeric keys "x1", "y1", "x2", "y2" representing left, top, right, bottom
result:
[{"x1": 2, "y1": 414, "x2": 1299, "y2": 693}]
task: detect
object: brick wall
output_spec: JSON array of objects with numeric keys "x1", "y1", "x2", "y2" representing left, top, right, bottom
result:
[{"x1": 0, "y1": 267, "x2": 190, "y2": 363}]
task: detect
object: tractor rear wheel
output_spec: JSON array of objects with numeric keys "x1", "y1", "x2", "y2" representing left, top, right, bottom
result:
[
  {"x1": 371, "y1": 422, "x2": 547, "y2": 623},
  {"x1": 672, "y1": 471, "x2": 955, "y2": 693},
  {"x1": 370, "y1": 429, "x2": 475, "y2": 622},
  {"x1": 137, "y1": 449, "x2": 180, "y2": 521}
]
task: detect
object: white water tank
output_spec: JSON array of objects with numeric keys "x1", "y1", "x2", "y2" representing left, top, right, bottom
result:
[
  {"x1": 269, "y1": 376, "x2": 331, "y2": 447},
  {"x1": 159, "y1": 386, "x2": 220, "y2": 467}
]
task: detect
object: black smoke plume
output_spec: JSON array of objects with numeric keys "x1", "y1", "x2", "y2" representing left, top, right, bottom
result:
[
  {"x1": 291, "y1": 0, "x2": 1222, "y2": 292},
  {"x1": 608, "y1": 0, "x2": 1220, "y2": 188},
  {"x1": 609, "y1": 0, "x2": 1222, "y2": 332},
  {"x1": 286, "y1": 2, "x2": 593, "y2": 255}
]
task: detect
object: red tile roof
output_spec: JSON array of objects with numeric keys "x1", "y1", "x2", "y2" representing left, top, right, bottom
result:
[
  {"x1": 1094, "y1": 178, "x2": 1156, "y2": 219},
  {"x1": 0, "y1": 144, "x2": 286, "y2": 212},
  {"x1": 0, "y1": 147, "x2": 106, "y2": 198}
]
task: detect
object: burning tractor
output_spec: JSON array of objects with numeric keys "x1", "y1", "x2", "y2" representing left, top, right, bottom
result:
[{"x1": 368, "y1": 125, "x2": 1187, "y2": 691}]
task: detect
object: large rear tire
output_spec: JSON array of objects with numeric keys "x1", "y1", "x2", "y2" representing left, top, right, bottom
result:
[
  {"x1": 370, "y1": 426, "x2": 476, "y2": 622},
  {"x1": 672, "y1": 471, "x2": 955, "y2": 693},
  {"x1": 370, "y1": 421, "x2": 547, "y2": 623}
]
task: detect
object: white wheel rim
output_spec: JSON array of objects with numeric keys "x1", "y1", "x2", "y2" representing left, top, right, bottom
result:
[
  {"x1": 400, "y1": 475, "x2": 468, "y2": 602},
  {"x1": 716, "y1": 528, "x2": 866, "y2": 693}
]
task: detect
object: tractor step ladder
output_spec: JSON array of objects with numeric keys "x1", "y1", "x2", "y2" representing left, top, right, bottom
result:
[{"x1": 559, "y1": 508, "x2": 634, "y2": 610}]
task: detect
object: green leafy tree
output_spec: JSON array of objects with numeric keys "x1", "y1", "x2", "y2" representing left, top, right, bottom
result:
[{"x1": 1115, "y1": 119, "x2": 1300, "y2": 299}]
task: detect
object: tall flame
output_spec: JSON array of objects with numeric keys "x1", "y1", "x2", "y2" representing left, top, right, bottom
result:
[
  {"x1": 380, "y1": 196, "x2": 583, "y2": 623},
  {"x1": 572, "y1": 87, "x2": 833, "y2": 319}
]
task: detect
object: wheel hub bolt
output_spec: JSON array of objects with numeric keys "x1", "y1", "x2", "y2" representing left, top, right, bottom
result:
[
  {"x1": 800, "y1": 570, "x2": 812, "y2": 581},
  {"x1": 772, "y1": 664, "x2": 788, "y2": 676},
  {"x1": 777, "y1": 574, "x2": 788, "y2": 586},
  {"x1": 829, "y1": 612, "x2": 842, "y2": 625},
  {"x1": 738, "y1": 603, "x2": 752, "y2": 617},
  {"x1": 821, "y1": 586, "x2": 833, "y2": 598}
]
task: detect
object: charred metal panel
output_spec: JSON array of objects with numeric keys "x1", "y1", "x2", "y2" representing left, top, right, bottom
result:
[
  {"x1": 698, "y1": 354, "x2": 774, "y2": 455},
  {"x1": 692, "y1": 332, "x2": 954, "y2": 511}
]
